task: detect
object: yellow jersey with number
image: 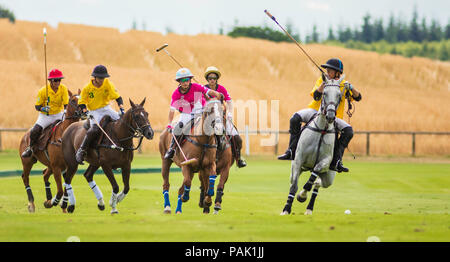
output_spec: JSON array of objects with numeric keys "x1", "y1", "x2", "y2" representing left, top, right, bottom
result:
[
  {"x1": 79, "y1": 78, "x2": 120, "y2": 110},
  {"x1": 35, "y1": 84, "x2": 69, "y2": 115},
  {"x1": 307, "y1": 77, "x2": 354, "y2": 120}
]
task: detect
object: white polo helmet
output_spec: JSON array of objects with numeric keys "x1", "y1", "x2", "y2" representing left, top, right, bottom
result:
[
  {"x1": 204, "y1": 66, "x2": 221, "y2": 80},
  {"x1": 175, "y1": 68, "x2": 194, "y2": 81}
]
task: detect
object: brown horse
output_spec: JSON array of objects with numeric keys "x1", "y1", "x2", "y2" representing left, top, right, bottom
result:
[
  {"x1": 199, "y1": 131, "x2": 235, "y2": 214},
  {"x1": 159, "y1": 99, "x2": 223, "y2": 214},
  {"x1": 19, "y1": 90, "x2": 82, "y2": 213},
  {"x1": 61, "y1": 98, "x2": 154, "y2": 214}
]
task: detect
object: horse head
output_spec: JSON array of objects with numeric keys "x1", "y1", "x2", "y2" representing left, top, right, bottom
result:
[
  {"x1": 320, "y1": 74, "x2": 344, "y2": 124},
  {"x1": 202, "y1": 98, "x2": 224, "y2": 136},
  {"x1": 65, "y1": 89, "x2": 82, "y2": 120},
  {"x1": 125, "y1": 98, "x2": 154, "y2": 140}
]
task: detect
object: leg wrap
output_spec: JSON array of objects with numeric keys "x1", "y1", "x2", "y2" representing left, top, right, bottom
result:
[
  {"x1": 64, "y1": 183, "x2": 76, "y2": 206},
  {"x1": 306, "y1": 188, "x2": 319, "y2": 211},
  {"x1": 163, "y1": 190, "x2": 170, "y2": 208},
  {"x1": 182, "y1": 185, "x2": 191, "y2": 201},
  {"x1": 176, "y1": 195, "x2": 182, "y2": 213},
  {"x1": 25, "y1": 186, "x2": 34, "y2": 202},
  {"x1": 215, "y1": 188, "x2": 224, "y2": 204},
  {"x1": 89, "y1": 181, "x2": 103, "y2": 200},
  {"x1": 45, "y1": 181, "x2": 52, "y2": 200},
  {"x1": 208, "y1": 175, "x2": 217, "y2": 196},
  {"x1": 303, "y1": 172, "x2": 318, "y2": 191}
]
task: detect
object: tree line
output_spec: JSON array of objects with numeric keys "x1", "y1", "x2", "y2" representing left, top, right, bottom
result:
[
  {"x1": 227, "y1": 8, "x2": 450, "y2": 61},
  {"x1": 0, "y1": 5, "x2": 15, "y2": 23}
]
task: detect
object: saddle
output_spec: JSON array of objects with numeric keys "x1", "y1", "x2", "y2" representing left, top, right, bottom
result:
[
  {"x1": 83, "y1": 116, "x2": 116, "y2": 148},
  {"x1": 37, "y1": 120, "x2": 62, "y2": 151}
]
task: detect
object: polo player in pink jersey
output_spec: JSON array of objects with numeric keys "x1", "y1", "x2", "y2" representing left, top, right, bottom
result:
[
  {"x1": 164, "y1": 68, "x2": 224, "y2": 160},
  {"x1": 203, "y1": 66, "x2": 247, "y2": 168}
]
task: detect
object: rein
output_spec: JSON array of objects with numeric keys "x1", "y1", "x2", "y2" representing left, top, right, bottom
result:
[{"x1": 99, "y1": 107, "x2": 150, "y2": 151}]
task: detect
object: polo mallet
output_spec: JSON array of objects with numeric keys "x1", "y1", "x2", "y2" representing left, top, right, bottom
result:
[
  {"x1": 89, "y1": 115, "x2": 124, "y2": 151},
  {"x1": 168, "y1": 129, "x2": 197, "y2": 166},
  {"x1": 156, "y1": 43, "x2": 199, "y2": 83},
  {"x1": 264, "y1": 10, "x2": 325, "y2": 75},
  {"x1": 43, "y1": 27, "x2": 49, "y2": 116}
]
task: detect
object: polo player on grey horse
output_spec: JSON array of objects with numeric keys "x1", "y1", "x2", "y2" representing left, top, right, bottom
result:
[{"x1": 278, "y1": 58, "x2": 362, "y2": 173}]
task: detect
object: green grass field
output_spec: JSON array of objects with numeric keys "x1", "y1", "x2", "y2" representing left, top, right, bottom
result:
[{"x1": 0, "y1": 151, "x2": 449, "y2": 242}]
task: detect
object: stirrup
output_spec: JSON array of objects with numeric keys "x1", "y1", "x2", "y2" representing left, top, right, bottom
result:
[
  {"x1": 21, "y1": 147, "x2": 33, "y2": 158},
  {"x1": 164, "y1": 148, "x2": 175, "y2": 159},
  {"x1": 336, "y1": 160, "x2": 349, "y2": 173},
  {"x1": 237, "y1": 159, "x2": 247, "y2": 168},
  {"x1": 277, "y1": 149, "x2": 293, "y2": 160},
  {"x1": 75, "y1": 148, "x2": 87, "y2": 164}
]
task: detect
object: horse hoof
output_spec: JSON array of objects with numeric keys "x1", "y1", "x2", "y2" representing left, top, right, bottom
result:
[
  {"x1": 43, "y1": 200, "x2": 53, "y2": 208},
  {"x1": 67, "y1": 205, "x2": 75, "y2": 213},
  {"x1": 98, "y1": 204, "x2": 105, "y2": 211},
  {"x1": 304, "y1": 209, "x2": 313, "y2": 215},
  {"x1": 28, "y1": 203, "x2": 35, "y2": 213},
  {"x1": 297, "y1": 191, "x2": 307, "y2": 203}
]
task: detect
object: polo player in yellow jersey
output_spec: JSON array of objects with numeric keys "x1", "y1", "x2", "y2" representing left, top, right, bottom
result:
[
  {"x1": 22, "y1": 69, "x2": 69, "y2": 158},
  {"x1": 75, "y1": 65, "x2": 125, "y2": 164},
  {"x1": 278, "y1": 58, "x2": 362, "y2": 173}
]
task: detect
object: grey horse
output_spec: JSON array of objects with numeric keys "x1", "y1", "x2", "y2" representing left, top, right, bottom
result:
[{"x1": 281, "y1": 74, "x2": 344, "y2": 215}]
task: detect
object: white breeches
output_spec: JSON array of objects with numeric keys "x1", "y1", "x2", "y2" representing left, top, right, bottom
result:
[{"x1": 35, "y1": 112, "x2": 64, "y2": 129}]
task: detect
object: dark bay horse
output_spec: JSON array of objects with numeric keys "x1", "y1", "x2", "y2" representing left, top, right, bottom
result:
[
  {"x1": 61, "y1": 98, "x2": 154, "y2": 214},
  {"x1": 19, "y1": 90, "x2": 81, "y2": 213},
  {"x1": 159, "y1": 99, "x2": 223, "y2": 214}
]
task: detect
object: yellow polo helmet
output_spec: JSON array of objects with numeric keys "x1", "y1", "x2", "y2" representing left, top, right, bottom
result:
[{"x1": 204, "y1": 66, "x2": 221, "y2": 80}]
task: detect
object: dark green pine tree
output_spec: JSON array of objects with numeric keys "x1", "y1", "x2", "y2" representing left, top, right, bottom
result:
[
  {"x1": 386, "y1": 14, "x2": 398, "y2": 43},
  {"x1": 361, "y1": 13, "x2": 374, "y2": 43},
  {"x1": 327, "y1": 26, "x2": 336, "y2": 41},
  {"x1": 373, "y1": 18, "x2": 385, "y2": 42},
  {"x1": 429, "y1": 19, "x2": 442, "y2": 41},
  {"x1": 409, "y1": 6, "x2": 421, "y2": 42}
]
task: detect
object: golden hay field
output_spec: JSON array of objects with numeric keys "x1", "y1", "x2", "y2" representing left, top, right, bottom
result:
[{"x1": 0, "y1": 20, "x2": 449, "y2": 156}]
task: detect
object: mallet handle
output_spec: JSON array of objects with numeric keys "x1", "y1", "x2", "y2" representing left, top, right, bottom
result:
[
  {"x1": 43, "y1": 27, "x2": 49, "y2": 115},
  {"x1": 264, "y1": 10, "x2": 325, "y2": 74}
]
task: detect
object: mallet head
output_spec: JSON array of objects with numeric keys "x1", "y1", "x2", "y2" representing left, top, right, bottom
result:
[{"x1": 156, "y1": 44, "x2": 169, "y2": 52}]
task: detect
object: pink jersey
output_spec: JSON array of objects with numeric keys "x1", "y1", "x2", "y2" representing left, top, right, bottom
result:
[
  {"x1": 205, "y1": 84, "x2": 231, "y2": 101},
  {"x1": 170, "y1": 83, "x2": 209, "y2": 113}
]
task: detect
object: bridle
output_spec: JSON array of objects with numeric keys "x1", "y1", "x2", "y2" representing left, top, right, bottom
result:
[
  {"x1": 64, "y1": 96, "x2": 83, "y2": 120},
  {"x1": 118, "y1": 107, "x2": 151, "y2": 150}
]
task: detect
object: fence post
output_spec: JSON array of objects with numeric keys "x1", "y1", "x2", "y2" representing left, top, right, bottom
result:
[
  {"x1": 366, "y1": 132, "x2": 370, "y2": 156},
  {"x1": 412, "y1": 133, "x2": 416, "y2": 156},
  {"x1": 245, "y1": 125, "x2": 250, "y2": 156},
  {"x1": 274, "y1": 131, "x2": 279, "y2": 155}
]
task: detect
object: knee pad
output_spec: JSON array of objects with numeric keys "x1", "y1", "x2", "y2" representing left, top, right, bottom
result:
[
  {"x1": 289, "y1": 113, "x2": 303, "y2": 134},
  {"x1": 340, "y1": 126, "x2": 354, "y2": 147}
]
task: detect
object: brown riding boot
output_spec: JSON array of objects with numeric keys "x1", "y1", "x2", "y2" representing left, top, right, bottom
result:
[
  {"x1": 164, "y1": 134, "x2": 183, "y2": 160},
  {"x1": 232, "y1": 135, "x2": 247, "y2": 168},
  {"x1": 75, "y1": 125, "x2": 100, "y2": 164},
  {"x1": 22, "y1": 125, "x2": 43, "y2": 158}
]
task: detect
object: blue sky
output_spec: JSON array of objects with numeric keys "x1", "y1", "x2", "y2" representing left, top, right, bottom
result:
[{"x1": 1, "y1": 0, "x2": 449, "y2": 39}]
